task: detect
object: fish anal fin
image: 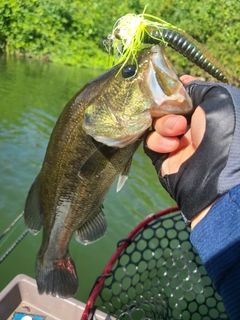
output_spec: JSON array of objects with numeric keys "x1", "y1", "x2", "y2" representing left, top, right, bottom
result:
[
  {"x1": 36, "y1": 254, "x2": 78, "y2": 298},
  {"x1": 116, "y1": 157, "x2": 133, "y2": 192},
  {"x1": 24, "y1": 175, "x2": 43, "y2": 235},
  {"x1": 76, "y1": 207, "x2": 107, "y2": 245}
]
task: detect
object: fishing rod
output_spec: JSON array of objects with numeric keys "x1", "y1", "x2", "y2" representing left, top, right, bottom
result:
[
  {"x1": 0, "y1": 212, "x2": 24, "y2": 241},
  {"x1": 0, "y1": 229, "x2": 29, "y2": 264},
  {"x1": 0, "y1": 212, "x2": 29, "y2": 264}
]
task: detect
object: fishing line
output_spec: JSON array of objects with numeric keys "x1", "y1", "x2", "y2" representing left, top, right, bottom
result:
[
  {"x1": 0, "y1": 212, "x2": 24, "y2": 241},
  {"x1": 0, "y1": 229, "x2": 29, "y2": 264}
]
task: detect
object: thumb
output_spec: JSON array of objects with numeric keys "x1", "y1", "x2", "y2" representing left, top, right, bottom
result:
[{"x1": 180, "y1": 75, "x2": 197, "y2": 86}]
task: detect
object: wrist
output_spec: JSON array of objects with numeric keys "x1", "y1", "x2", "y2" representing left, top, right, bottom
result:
[
  {"x1": 190, "y1": 206, "x2": 211, "y2": 229},
  {"x1": 190, "y1": 196, "x2": 222, "y2": 229}
]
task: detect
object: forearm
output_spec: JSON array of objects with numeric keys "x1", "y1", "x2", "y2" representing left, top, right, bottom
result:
[
  {"x1": 190, "y1": 197, "x2": 220, "y2": 229},
  {"x1": 190, "y1": 184, "x2": 240, "y2": 319}
]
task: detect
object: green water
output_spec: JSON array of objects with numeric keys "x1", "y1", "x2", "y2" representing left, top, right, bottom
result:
[{"x1": 0, "y1": 55, "x2": 175, "y2": 303}]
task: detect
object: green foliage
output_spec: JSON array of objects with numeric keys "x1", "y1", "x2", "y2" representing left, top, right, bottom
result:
[
  {"x1": 142, "y1": 0, "x2": 240, "y2": 84},
  {"x1": 0, "y1": 0, "x2": 239, "y2": 84},
  {"x1": 0, "y1": 0, "x2": 142, "y2": 68}
]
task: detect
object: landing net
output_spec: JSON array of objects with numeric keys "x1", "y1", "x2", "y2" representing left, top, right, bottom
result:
[{"x1": 82, "y1": 207, "x2": 228, "y2": 320}]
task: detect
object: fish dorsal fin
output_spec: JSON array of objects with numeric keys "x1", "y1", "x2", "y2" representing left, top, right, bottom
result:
[
  {"x1": 79, "y1": 144, "x2": 117, "y2": 179},
  {"x1": 116, "y1": 157, "x2": 133, "y2": 192},
  {"x1": 24, "y1": 175, "x2": 43, "y2": 235},
  {"x1": 75, "y1": 207, "x2": 107, "y2": 245}
]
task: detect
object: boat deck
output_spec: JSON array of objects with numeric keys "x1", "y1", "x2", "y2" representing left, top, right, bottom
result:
[{"x1": 0, "y1": 274, "x2": 109, "y2": 320}]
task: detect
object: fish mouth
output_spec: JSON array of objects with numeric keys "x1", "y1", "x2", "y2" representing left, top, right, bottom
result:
[
  {"x1": 145, "y1": 45, "x2": 193, "y2": 117},
  {"x1": 83, "y1": 45, "x2": 192, "y2": 148}
]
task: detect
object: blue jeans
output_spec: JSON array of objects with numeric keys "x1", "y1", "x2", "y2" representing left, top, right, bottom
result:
[{"x1": 190, "y1": 184, "x2": 240, "y2": 320}]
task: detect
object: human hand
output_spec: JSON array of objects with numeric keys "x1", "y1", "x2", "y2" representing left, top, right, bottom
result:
[
  {"x1": 145, "y1": 75, "x2": 240, "y2": 226},
  {"x1": 146, "y1": 75, "x2": 206, "y2": 176}
]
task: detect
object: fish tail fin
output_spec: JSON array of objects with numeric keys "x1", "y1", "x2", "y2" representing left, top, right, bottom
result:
[
  {"x1": 24, "y1": 175, "x2": 43, "y2": 234},
  {"x1": 36, "y1": 254, "x2": 78, "y2": 298}
]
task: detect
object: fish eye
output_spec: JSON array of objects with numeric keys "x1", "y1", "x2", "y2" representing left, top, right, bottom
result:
[{"x1": 122, "y1": 65, "x2": 137, "y2": 78}]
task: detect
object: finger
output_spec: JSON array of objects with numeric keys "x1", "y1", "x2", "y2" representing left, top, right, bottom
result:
[
  {"x1": 161, "y1": 131, "x2": 193, "y2": 175},
  {"x1": 146, "y1": 131, "x2": 180, "y2": 153},
  {"x1": 174, "y1": 129, "x2": 192, "y2": 151},
  {"x1": 167, "y1": 108, "x2": 206, "y2": 162},
  {"x1": 153, "y1": 115, "x2": 187, "y2": 136},
  {"x1": 191, "y1": 106, "x2": 206, "y2": 149},
  {"x1": 180, "y1": 75, "x2": 198, "y2": 86},
  {"x1": 161, "y1": 107, "x2": 206, "y2": 175}
]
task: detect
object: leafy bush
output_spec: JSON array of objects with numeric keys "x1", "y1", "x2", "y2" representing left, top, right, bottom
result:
[
  {"x1": 0, "y1": 0, "x2": 141, "y2": 67},
  {"x1": 144, "y1": 0, "x2": 240, "y2": 85},
  {"x1": 0, "y1": 0, "x2": 239, "y2": 84}
]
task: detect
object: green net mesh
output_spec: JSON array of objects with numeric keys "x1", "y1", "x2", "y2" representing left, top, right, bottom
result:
[{"x1": 89, "y1": 211, "x2": 228, "y2": 320}]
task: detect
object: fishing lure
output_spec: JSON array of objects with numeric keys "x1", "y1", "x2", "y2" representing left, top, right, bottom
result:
[
  {"x1": 145, "y1": 27, "x2": 228, "y2": 83},
  {"x1": 104, "y1": 13, "x2": 228, "y2": 83}
]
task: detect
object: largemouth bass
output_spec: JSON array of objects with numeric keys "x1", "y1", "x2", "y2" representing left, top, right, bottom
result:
[{"x1": 24, "y1": 45, "x2": 192, "y2": 298}]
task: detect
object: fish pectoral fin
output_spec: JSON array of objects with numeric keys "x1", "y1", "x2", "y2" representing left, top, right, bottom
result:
[
  {"x1": 78, "y1": 144, "x2": 117, "y2": 179},
  {"x1": 75, "y1": 207, "x2": 107, "y2": 245},
  {"x1": 24, "y1": 175, "x2": 43, "y2": 234},
  {"x1": 116, "y1": 157, "x2": 133, "y2": 192}
]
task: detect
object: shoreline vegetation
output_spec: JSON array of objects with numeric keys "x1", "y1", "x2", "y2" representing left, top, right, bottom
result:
[{"x1": 0, "y1": 0, "x2": 239, "y2": 85}]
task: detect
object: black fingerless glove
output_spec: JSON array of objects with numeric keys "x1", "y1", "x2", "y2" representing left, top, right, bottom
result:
[{"x1": 144, "y1": 80, "x2": 240, "y2": 223}]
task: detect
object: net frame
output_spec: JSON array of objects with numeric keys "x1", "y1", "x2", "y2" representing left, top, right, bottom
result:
[{"x1": 81, "y1": 206, "x2": 228, "y2": 320}]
